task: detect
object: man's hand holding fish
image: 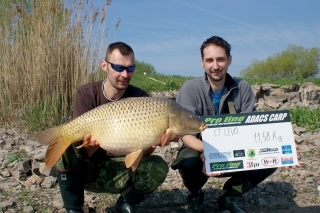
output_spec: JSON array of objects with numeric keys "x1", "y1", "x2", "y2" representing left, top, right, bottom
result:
[{"x1": 83, "y1": 134, "x2": 181, "y2": 158}]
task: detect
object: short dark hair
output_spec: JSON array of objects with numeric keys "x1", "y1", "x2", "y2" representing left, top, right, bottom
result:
[
  {"x1": 105, "y1": 42, "x2": 134, "y2": 60},
  {"x1": 200, "y1": 36, "x2": 231, "y2": 58}
]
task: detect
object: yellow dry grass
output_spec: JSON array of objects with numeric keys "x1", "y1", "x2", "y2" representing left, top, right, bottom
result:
[{"x1": 0, "y1": 0, "x2": 113, "y2": 130}]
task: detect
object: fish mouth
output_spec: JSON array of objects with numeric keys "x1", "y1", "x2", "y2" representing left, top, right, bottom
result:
[{"x1": 199, "y1": 123, "x2": 207, "y2": 132}]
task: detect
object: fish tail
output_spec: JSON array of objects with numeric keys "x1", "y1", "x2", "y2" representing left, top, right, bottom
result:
[
  {"x1": 34, "y1": 126, "x2": 62, "y2": 145},
  {"x1": 45, "y1": 136, "x2": 70, "y2": 168},
  {"x1": 34, "y1": 126, "x2": 72, "y2": 168}
]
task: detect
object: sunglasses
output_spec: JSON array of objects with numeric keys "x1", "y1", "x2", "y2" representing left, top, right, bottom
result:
[{"x1": 106, "y1": 61, "x2": 136, "y2": 73}]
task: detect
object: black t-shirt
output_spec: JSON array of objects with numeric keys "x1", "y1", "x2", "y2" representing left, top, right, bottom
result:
[{"x1": 73, "y1": 80, "x2": 149, "y2": 118}]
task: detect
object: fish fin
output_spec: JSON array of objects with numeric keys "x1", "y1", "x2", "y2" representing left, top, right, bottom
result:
[
  {"x1": 125, "y1": 149, "x2": 143, "y2": 172},
  {"x1": 34, "y1": 126, "x2": 71, "y2": 168},
  {"x1": 160, "y1": 128, "x2": 173, "y2": 148},
  {"x1": 76, "y1": 140, "x2": 91, "y2": 149},
  {"x1": 199, "y1": 123, "x2": 207, "y2": 134},
  {"x1": 45, "y1": 136, "x2": 70, "y2": 168},
  {"x1": 34, "y1": 126, "x2": 62, "y2": 146}
]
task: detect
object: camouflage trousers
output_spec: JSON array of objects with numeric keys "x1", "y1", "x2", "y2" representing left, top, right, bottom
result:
[{"x1": 56, "y1": 144, "x2": 169, "y2": 194}]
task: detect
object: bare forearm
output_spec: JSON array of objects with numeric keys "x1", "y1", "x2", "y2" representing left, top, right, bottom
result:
[{"x1": 181, "y1": 135, "x2": 203, "y2": 152}]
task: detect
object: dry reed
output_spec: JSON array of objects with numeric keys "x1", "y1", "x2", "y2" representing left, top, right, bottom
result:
[{"x1": 0, "y1": 0, "x2": 111, "y2": 131}]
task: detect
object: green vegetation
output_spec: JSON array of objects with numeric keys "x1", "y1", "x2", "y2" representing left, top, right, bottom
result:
[
  {"x1": 290, "y1": 107, "x2": 320, "y2": 132},
  {"x1": 241, "y1": 44, "x2": 320, "y2": 80},
  {"x1": 131, "y1": 72, "x2": 194, "y2": 92},
  {"x1": 4, "y1": 150, "x2": 26, "y2": 166},
  {"x1": 4, "y1": 154, "x2": 22, "y2": 166},
  {"x1": 243, "y1": 77, "x2": 320, "y2": 87},
  {"x1": 130, "y1": 59, "x2": 195, "y2": 91}
]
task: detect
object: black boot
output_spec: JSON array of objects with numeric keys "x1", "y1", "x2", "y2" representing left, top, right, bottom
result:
[
  {"x1": 110, "y1": 186, "x2": 150, "y2": 213},
  {"x1": 187, "y1": 190, "x2": 204, "y2": 213},
  {"x1": 57, "y1": 166, "x2": 85, "y2": 213},
  {"x1": 111, "y1": 196, "x2": 135, "y2": 213},
  {"x1": 217, "y1": 178, "x2": 253, "y2": 213}
]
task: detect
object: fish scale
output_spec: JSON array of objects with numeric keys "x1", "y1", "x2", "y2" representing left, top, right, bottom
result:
[
  {"x1": 35, "y1": 97, "x2": 207, "y2": 171},
  {"x1": 89, "y1": 97, "x2": 170, "y2": 154}
]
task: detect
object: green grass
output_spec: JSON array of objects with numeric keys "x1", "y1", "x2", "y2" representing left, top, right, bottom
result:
[
  {"x1": 243, "y1": 77, "x2": 320, "y2": 87},
  {"x1": 4, "y1": 152, "x2": 24, "y2": 166},
  {"x1": 290, "y1": 107, "x2": 320, "y2": 132},
  {"x1": 279, "y1": 172, "x2": 289, "y2": 181},
  {"x1": 130, "y1": 73, "x2": 195, "y2": 93}
]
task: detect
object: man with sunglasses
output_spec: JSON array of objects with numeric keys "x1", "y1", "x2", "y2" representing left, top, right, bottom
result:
[{"x1": 55, "y1": 42, "x2": 173, "y2": 213}]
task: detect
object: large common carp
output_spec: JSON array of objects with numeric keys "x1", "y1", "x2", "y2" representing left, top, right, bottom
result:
[{"x1": 34, "y1": 97, "x2": 207, "y2": 171}]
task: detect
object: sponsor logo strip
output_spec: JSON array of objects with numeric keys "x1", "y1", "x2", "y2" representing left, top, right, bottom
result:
[
  {"x1": 258, "y1": 147, "x2": 280, "y2": 155},
  {"x1": 210, "y1": 160, "x2": 244, "y2": 172},
  {"x1": 233, "y1": 149, "x2": 245, "y2": 158},
  {"x1": 281, "y1": 156, "x2": 294, "y2": 165},
  {"x1": 281, "y1": 145, "x2": 292, "y2": 154},
  {"x1": 209, "y1": 151, "x2": 232, "y2": 159},
  {"x1": 261, "y1": 157, "x2": 279, "y2": 166}
]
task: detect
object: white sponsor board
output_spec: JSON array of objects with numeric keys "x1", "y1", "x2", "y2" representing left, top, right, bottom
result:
[{"x1": 201, "y1": 110, "x2": 299, "y2": 175}]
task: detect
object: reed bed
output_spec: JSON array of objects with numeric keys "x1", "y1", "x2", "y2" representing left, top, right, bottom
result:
[{"x1": 0, "y1": 0, "x2": 111, "y2": 131}]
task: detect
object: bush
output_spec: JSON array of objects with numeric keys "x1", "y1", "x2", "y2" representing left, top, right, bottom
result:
[{"x1": 241, "y1": 45, "x2": 320, "y2": 80}]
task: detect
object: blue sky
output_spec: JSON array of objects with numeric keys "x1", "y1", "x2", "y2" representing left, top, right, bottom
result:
[{"x1": 89, "y1": 0, "x2": 320, "y2": 77}]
